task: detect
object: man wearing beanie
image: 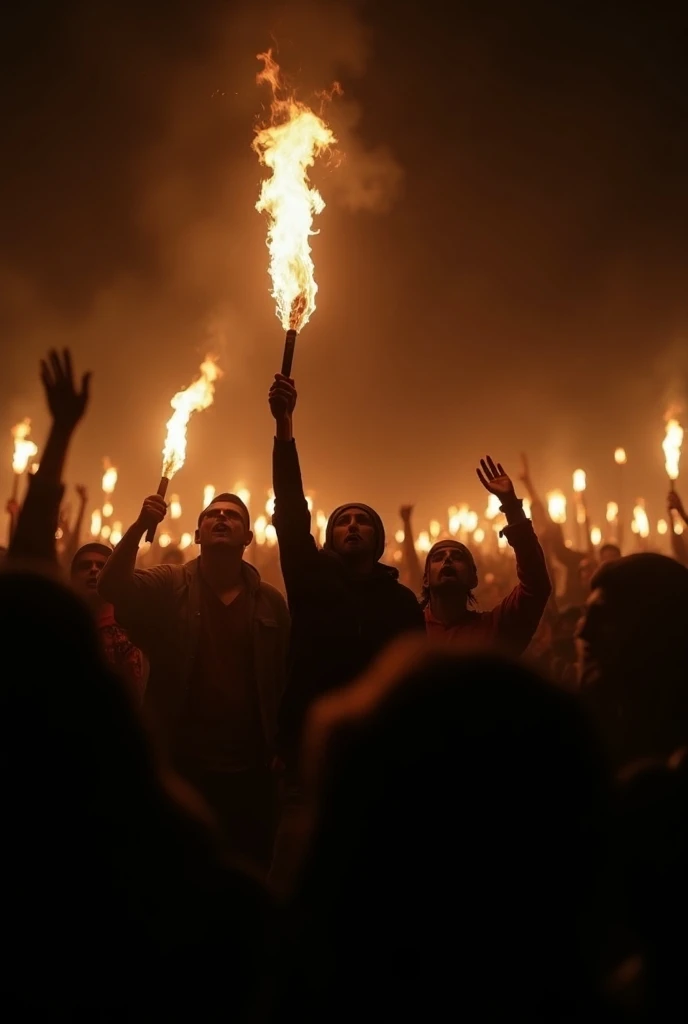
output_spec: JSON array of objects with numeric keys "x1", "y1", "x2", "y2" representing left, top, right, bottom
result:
[
  {"x1": 268, "y1": 374, "x2": 424, "y2": 769},
  {"x1": 423, "y1": 457, "x2": 551, "y2": 654},
  {"x1": 98, "y1": 490, "x2": 290, "y2": 874},
  {"x1": 70, "y1": 541, "x2": 146, "y2": 696}
]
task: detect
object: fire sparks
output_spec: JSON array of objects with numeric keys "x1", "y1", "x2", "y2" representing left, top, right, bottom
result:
[
  {"x1": 161, "y1": 357, "x2": 220, "y2": 481},
  {"x1": 614, "y1": 448, "x2": 627, "y2": 466},
  {"x1": 662, "y1": 417, "x2": 683, "y2": 480},
  {"x1": 253, "y1": 51, "x2": 336, "y2": 333},
  {"x1": 102, "y1": 461, "x2": 118, "y2": 495},
  {"x1": 11, "y1": 419, "x2": 38, "y2": 474},
  {"x1": 572, "y1": 469, "x2": 586, "y2": 493},
  {"x1": 547, "y1": 490, "x2": 567, "y2": 524}
]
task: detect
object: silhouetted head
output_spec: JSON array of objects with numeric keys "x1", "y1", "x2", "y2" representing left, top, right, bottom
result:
[
  {"x1": 195, "y1": 493, "x2": 252, "y2": 552},
  {"x1": 599, "y1": 542, "x2": 621, "y2": 565},
  {"x1": 577, "y1": 554, "x2": 688, "y2": 763},
  {"x1": 294, "y1": 638, "x2": 608, "y2": 1017},
  {"x1": 70, "y1": 542, "x2": 112, "y2": 603},
  {"x1": 325, "y1": 504, "x2": 385, "y2": 564},
  {"x1": 422, "y1": 539, "x2": 478, "y2": 605}
]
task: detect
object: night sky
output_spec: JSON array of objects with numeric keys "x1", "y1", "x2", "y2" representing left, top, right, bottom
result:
[{"x1": 2, "y1": 0, "x2": 687, "y2": 533}]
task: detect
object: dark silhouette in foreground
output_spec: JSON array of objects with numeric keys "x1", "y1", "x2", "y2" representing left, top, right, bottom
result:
[
  {"x1": 0, "y1": 571, "x2": 273, "y2": 1015},
  {"x1": 272, "y1": 639, "x2": 612, "y2": 1021}
]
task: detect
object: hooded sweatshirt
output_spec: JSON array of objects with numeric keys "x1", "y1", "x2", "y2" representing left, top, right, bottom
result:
[{"x1": 272, "y1": 439, "x2": 424, "y2": 763}]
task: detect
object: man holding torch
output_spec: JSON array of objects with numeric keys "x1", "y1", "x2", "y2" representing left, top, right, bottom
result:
[{"x1": 98, "y1": 491, "x2": 290, "y2": 874}]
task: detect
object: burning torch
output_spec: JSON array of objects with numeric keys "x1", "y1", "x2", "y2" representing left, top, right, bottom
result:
[
  {"x1": 10, "y1": 419, "x2": 38, "y2": 503},
  {"x1": 663, "y1": 416, "x2": 683, "y2": 483},
  {"x1": 253, "y1": 50, "x2": 336, "y2": 378},
  {"x1": 101, "y1": 459, "x2": 117, "y2": 523},
  {"x1": 146, "y1": 357, "x2": 220, "y2": 544}
]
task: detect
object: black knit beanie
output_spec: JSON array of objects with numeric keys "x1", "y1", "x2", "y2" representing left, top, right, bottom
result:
[{"x1": 325, "y1": 503, "x2": 386, "y2": 562}]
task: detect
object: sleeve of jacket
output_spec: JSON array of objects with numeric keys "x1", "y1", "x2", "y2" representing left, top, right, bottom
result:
[
  {"x1": 272, "y1": 439, "x2": 319, "y2": 595},
  {"x1": 110, "y1": 565, "x2": 175, "y2": 649},
  {"x1": 490, "y1": 520, "x2": 552, "y2": 655},
  {"x1": 8, "y1": 474, "x2": 64, "y2": 567}
]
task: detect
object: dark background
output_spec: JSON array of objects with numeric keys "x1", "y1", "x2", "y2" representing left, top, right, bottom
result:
[{"x1": 1, "y1": 0, "x2": 687, "y2": 534}]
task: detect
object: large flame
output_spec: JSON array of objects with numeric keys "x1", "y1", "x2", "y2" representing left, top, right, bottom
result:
[
  {"x1": 632, "y1": 501, "x2": 650, "y2": 539},
  {"x1": 11, "y1": 419, "x2": 38, "y2": 474},
  {"x1": 161, "y1": 357, "x2": 220, "y2": 480},
  {"x1": 253, "y1": 51, "x2": 336, "y2": 333},
  {"x1": 662, "y1": 417, "x2": 683, "y2": 480}
]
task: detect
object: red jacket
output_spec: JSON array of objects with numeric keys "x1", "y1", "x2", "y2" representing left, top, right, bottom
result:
[{"x1": 424, "y1": 520, "x2": 552, "y2": 656}]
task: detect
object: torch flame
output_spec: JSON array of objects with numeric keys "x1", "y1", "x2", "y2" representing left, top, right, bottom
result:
[
  {"x1": 11, "y1": 419, "x2": 38, "y2": 474},
  {"x1": 606, "y1": 501, "x2": 618, "y2": 523},
  {"x1": 203, "y1": 484, "x2": 216, "y2": 508},
  {"x1": 253, "y1": 51, "x2": 337, "y2": 333},
  {"x1": 572, "y1": 469, "x2": 586, "y2": 493},
  {"x1": 614, "y1": 448, "x2": 627, "y2": 466},
  {"x1": 632, "y1": 501, "x2": 650, "y2": 539},
  {"x1": 547, "y1": 490, "x2": 567, "y2": 525},
  {"x1": 161, "y1": 357, "x2": 220, "y2": 480},
  {"x1": 662, "y1": 417, "x2": 683, "y2": 481},
  {"x1": 102, "y1": 461, "x2": 118, "y2": 495}
]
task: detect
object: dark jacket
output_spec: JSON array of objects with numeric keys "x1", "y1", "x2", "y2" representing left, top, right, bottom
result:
[
  {"x1": 110, "y1": 558, "x2": 290, "y2": 757},
  {"x1": 273, "y1": 439, "x2": 424, "y2": 762}
]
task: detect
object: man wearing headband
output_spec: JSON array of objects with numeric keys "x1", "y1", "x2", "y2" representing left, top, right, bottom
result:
[{"x1": 423, "y1": 457, "x2": 551, "y2": 655}]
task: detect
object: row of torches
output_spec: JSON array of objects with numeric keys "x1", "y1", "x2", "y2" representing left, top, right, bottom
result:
[{"x1": 8, "y1": 419, "x2": 684, "y2": 558}]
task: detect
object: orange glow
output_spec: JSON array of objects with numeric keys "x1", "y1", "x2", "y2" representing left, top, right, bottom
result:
[
  {"x1": 606, "y1": 501, "x2": 618, "y2": 523},
  {"x1": 415, "y1": 531, "x2": 431, "y2": 554},
  {"x1": 474, "y1": 527, "x2": 485, "y2": 544},
  {"x1": 11, "y1": 419, "x2": 38, "y2": 474},
  {"x1": 485, "y1": 494, "x2": 502, "y2": 520},
  {"x1": 316, "y1": 510, "x2": 327, "y2": 547},
  {"x1": 265, "y1": 524, "x2": 278, "y2": 547},
  {"x1": 158, "y1": 532, "x2": 172, "y2": 548},
  {"x1": 657, "y1": 519, "x2": 668, "y2": 536},
  {"x1": 254, "y1": 515, "x2": 268, "y2": 545},
  {"x1": 90, "y1": 509, "x2": 102, "y2": 537},
  {"x1": 169, "y1": 495, "x2": 182, "y2": 520},
  {"x1": 203, "y1": 484, "x2": 215, "y2": 508},
  {"x1": 614, "y1": 447, "x2": 627, "y2": 466},
  {"x1": 100, "y1": 524, "x2": 111, "y2": 540},
  {"x1": 547, "y1": 490, "x2": 567, "y2": 524},
  {"x1": 234, "y1": 483, "x2": 251, "y2": 510},
  {"x1": 632, "y1": 501, "x2": 650, "y2": 539},
  {"x1": 662, "y1": 417, "x2": 683, "y2": 480},
  {"x1": 253, "y1": 51, "x2": 336, "y2": 333},
  {"x1": 429, "y1": 519, "x2": 441, "y2": 540},
  {"x1": 161, "y1": 357, "x2": 220, "y2": 481},
  {"x1": 110, "y1": 522, "x2": 123, "y2": 546},
  {"x1": 180, "y1": 532, "x2": 193, "y2": 549},
  {"x1": 590, "y1": 526, "x2": 602, "y2": 546},
  {"x1": 394, "y1": 529, "x2": 405, "y2": 544},
  {"x1": 675, "y1": 521, "x2": 684, "y2": 535},
  {"x1": 102, "y1": 502, "x2": 114, "y2": 519},
  {"x1": 102, "y1": 461, "x2": 118, "y2": 495},
  {"x1": 572, "y1": 469, "x2": 586, "y2": 493},
  {"x1": 265, "y1": 489, "x2": 276, "y2": 517}
]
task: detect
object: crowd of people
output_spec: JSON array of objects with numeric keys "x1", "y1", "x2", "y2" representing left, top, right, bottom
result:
[{"x1": 2, "y1": 348, "x2": 687, "y2": 1018}]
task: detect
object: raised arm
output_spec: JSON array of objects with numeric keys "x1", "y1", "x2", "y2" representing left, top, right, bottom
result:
[
  {"x1": 268, "y1": 374, "x2": 319, "y2": 588},
  {"x1": 667, "y1": 490, "x2": 688, "y2": 567},
  {"x1": 399, "y1": 505, "x2": 423, "y2": 597},
  {"x1": 477, "y1": 456, "x2": 552, "y2": 654},
  {"x1": 97, "y1": 494, "x2": 168, "y2": 609},
  {"x1": 9, "y1": 349, "x2": 90, "y2": 566}
]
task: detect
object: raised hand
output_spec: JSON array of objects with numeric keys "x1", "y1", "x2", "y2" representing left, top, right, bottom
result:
[
  {"x1": 137, "y1": 494, "x2": 167, "y2": 532},
  {"x1": 40, "y1": 349, "x2": 91, "y2": 432},
  {"x1": 269, "y1": 374, "x2": 297, "y2": 420},
  {"x1": 668, "y1": 489, "x2": 688, "y2": 524},
  {"x1": 476, "y1": 456, "x2": 518, "y2": 504},
  {"x1": 399, "y1": 505, "x2": 414, "y2": 523}
]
